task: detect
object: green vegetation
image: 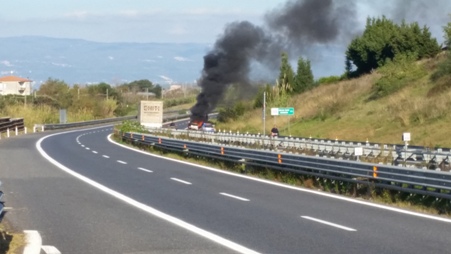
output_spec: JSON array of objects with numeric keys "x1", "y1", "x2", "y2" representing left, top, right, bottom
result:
[{"x1": 346, "y1": 16, "x2": 441, "y2": 77}]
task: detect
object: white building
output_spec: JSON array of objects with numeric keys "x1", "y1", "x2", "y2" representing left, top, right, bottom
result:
[{"x1": 0, "y1": 75, "x2": 32, "y2": 96}]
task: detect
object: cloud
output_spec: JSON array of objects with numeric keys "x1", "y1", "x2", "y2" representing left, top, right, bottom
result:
[
  {"x1": 174, "y1": 56, "x2": 191, "y2": 62},
  {"x1": 1, "y1": 60, "x2": 13, "y2": 67},
  {"x1": 159, "y1": 75, "x2": 173, "y2": 84},
  {"x1": 51, "y1": 62, "x2": 71, "y2": 67},
  {"x1": 108, "y1": 56, "x2": 114, "y2": 60}
]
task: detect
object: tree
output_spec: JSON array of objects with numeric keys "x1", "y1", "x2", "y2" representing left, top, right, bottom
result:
[
  {"x1": 294, "y1": 56, "x2": 314, "y2": 93},
  {"x1": 346, "y1": 16, "x2": 440, "y2": 77},
  {"x1": 38, "y1": 78, "x2": 72, "y2": 109},
  {"x1": 277, "y1": 52, "x2": 294, "y2": 93},
  {"x1": 444, "y1": 18, "x2": 451, "y2": 48}
]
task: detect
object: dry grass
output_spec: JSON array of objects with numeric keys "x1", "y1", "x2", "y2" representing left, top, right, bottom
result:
[
  {"x1": 219, "y1": 57, "x2": 451, "y2": 147},
  {"x1": 0, "y1": 222, "x2": 25, "y2": 254}
]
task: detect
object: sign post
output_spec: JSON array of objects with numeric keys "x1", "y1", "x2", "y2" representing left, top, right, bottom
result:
[
  {"x1": 270, "y1": 107, "x2": 295, "y2": 136},
  {"x1": 139, "y1": 100, "x2": 163, "y2": 128}
]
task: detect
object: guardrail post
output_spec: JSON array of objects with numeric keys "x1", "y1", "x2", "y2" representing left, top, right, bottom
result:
[
  {"x1": 24, "y1": 127, "x2": 27, "y2": 134},
  {"x1": 7, "y1": 128, "x2": 10, "y2": 138},
  {"x1": 15, "y1": 126, "x2": 18, "y2": 136}
]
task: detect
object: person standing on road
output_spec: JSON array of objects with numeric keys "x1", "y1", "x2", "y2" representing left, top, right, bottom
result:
[{"x1": 271, "y1": 125, "x2": 279, "y2": 137}]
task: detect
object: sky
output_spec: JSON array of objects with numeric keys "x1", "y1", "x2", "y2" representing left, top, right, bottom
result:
[{"x1": 1, "y1": 0, "x2": 450, "y2": 80}]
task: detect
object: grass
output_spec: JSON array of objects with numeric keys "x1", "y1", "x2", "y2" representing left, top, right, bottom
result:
[
  {"x1": 0, "y1": 221, "x2": 25, "y2": 254},
  {"x1": 218, "y1": 55, "x2": 451, "y2": 147}
]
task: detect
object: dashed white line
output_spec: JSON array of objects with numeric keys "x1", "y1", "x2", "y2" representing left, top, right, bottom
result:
[
  {"x1": 92, "y1": 151, "x2": 98, "y2": 154},
  {"x1": 102, "y1": 155, "x2": 110, "y2": 158},
  {"x1": 138, "y1": 167, "x2": 153, "y2": 173},
  {"x1": 81, "y1": 145, "x2": 85, "y2": 147},
  {"x1": 117, "y1": 160, "x2": 127, "y2": 164},
  {"x1": 171, "y1": 178, "x2": 192, "y2": 185},
  {"x1": 301, "y1": 216, "x2": 357, "y2": 232},
  {"x1": 85, "y1": 147, "x2": 90, "y2": 150},
  {"x1": 220, "y1": 192, "x2": 250, "y2": 201},
  {"x1": 42, "y1": 245, "x2": 62, "y2": 254}
]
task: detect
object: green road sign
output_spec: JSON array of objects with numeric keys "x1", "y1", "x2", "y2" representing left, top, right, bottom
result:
[{"x1": 278, "y1": 107, "x2": 294, "y2": 115}]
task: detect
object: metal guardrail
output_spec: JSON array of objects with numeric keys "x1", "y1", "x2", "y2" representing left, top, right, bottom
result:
[
  {"x1": 119, "y1": 131, "x2": 451, "y2": 199},
  {"x1": 39, "y1": 112, "x2": 193, "y2": 131},
  {"x1": 148, "y1": 129, "x2": 451, "y2": 172},
  {"x1": 0, "y1": 117, "x2": 25, "y2": 137}
]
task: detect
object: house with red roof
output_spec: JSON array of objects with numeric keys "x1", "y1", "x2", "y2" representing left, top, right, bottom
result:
[{"x1": 0, "y1": 75, "x2": 32, "y2": 96}]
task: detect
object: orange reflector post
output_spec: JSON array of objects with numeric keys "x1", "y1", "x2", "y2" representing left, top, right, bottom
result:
[
  {"x1": 373, "y1": 166, "x2": 378, "y2": 178},
  {"x1": 278, "y1": 154, "x2": 282, "y2": 163},
  {"x1": 221, "y1": 147, "x2": 224, "y2": 155}
]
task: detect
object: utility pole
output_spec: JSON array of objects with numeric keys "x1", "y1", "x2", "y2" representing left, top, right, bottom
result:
[
  {"x1": 106, "y1": 89, "x2": 109, "y2": 100},
  {"x1": 146, "y1": 88, "x2": 149, "y2": 100},
  {"x1": 77, "y1": 88, "x2": 80, "y2": 100}
]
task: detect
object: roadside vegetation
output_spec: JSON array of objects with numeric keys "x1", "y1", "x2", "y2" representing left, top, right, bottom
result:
[{"x1": 0, "y1": 79, "x2": 198, "y2": 130}]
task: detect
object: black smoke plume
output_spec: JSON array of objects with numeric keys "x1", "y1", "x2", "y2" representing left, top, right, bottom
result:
[{"x1": 190, "y1": 0, "x2": 358, "y2": 122}]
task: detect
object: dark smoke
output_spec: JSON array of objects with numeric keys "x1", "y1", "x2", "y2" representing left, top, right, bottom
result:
[{"x1": 191, "y1": 0, "x2": 359, "y2": 121}]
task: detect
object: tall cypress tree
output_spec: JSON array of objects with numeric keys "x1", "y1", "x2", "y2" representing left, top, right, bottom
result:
[
  {"x1": 294, "y1": 57, "x2": 314, "y2": 93},
  {"x1": 278, "y1": 52, "x2": 294, "y2": 93}
]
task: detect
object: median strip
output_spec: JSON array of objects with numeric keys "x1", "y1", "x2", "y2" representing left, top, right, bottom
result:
[{"x1": 301, "y1": 216, "x2": 357, "y2": 231}]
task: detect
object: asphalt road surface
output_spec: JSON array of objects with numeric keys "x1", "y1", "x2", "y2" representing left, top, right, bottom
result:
[{"x1": 1, "y1": 125, "x2": 450, "y2": 253}]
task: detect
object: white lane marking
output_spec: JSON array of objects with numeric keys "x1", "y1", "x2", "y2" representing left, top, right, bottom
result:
[
  {"x1": 36, "y1": 135, "x2": 260, "y2": 254},
  {"x1": 85, "y1": 147, "x2": 90, "y2": 150},
  {"x1": 117, "y1": 160, "x2": 127, "y2": 164},
  {"x1": 171, "y1": 178, "x2": 192, "y2": 185},
  {"x1": 23, "y1": 230, "x2": 42, "y2": 254},
  {"x1": 301, "y1": 216, "x2": 357, "y2": 232},
  {"x1": 107, "y1": 135, "x2": 451, "y2": 224},
  {"x1": 220, "y1": 192, "x2": 250, "y2": 202},
  {"x1": 92, "y1": 151, "x2": 98, "y2": 154},
  {"x1": 138, "y1": 167, "x2": 153, "y2": 173},
  {"x1": 102, "y1": 155, "x2": 110, "y2": 158},
  {"x1": 41, "y1": 245, "x2": 62, "y2": 254},
  {"x1": 81, "y1": 145, "x2": 85, "y2": 147}
]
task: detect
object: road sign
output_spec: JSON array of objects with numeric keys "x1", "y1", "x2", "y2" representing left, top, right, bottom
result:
[{"x1": 271, "y1": 107, "x2": 294, "y2": 116}]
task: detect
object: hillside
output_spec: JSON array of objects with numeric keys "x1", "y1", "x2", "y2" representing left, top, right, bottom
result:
[{"x1": 217, "y1": 53, "x2": 451, "y2": 148}]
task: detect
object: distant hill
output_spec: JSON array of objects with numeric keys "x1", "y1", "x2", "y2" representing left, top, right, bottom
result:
[{"x1": 0, "y1": 36, "x2": 210, "y2": 87}]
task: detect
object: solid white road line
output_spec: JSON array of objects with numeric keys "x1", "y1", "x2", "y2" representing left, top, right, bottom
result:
[
  {"x1": 301, "y1": 216, "x2": 357, "y2": 232},
  {"x1": 23, "y1": 230, "x2": 42, "y2": 254},
  {"x1": 138, "y1": 167, "x2": 153, "y2": 173},
  {"x1": 92, "y1": 151, "x2": 98, "y2": 154},
  {"x1": 171, "y1": 178, "x2": 192, "y2": 185},
  {"x1": 102, "y1": 155, "x2": 110, "y2": 158},
  {"x1": 37, "y1": 133, "x2": 260, "y2": 254},
  {"x1": 107, "y1": 134, "x2": 451, "y2": 224},
  {"x1": 117, "y1": 160, "x2": 127, "y2": 164},
  {"x1": 41, "y1": 245, "x2": 62, "y2": 254},
  {"x1": 220, "y1": 192, "x2": 250, "y2": 202}
]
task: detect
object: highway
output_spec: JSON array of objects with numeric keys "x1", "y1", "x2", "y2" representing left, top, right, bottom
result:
[{"x1": 1, "y1": 125, "x2": 451, "y2": 253}]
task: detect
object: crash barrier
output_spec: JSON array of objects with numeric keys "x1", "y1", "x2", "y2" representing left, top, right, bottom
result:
[
  {"x1": 0, "y1": 181, "x2": 4, "y2": 216},
  {"x1": 120, "y1": 131, "x2": 451, "y2": 199},
  {"x1": 144, "y1": 129, "x2": 451, "y2": 172},
  {"x1": 39, "y1": 112, "x2": 193, "y2": 131},
  {"x1": 0, "y1": 117, "x2": 26, "y2": 138}
]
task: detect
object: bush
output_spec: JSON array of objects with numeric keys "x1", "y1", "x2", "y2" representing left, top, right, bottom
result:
[{"x1": 371, "y1": 53, "x2": 426, "y2": 99}]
